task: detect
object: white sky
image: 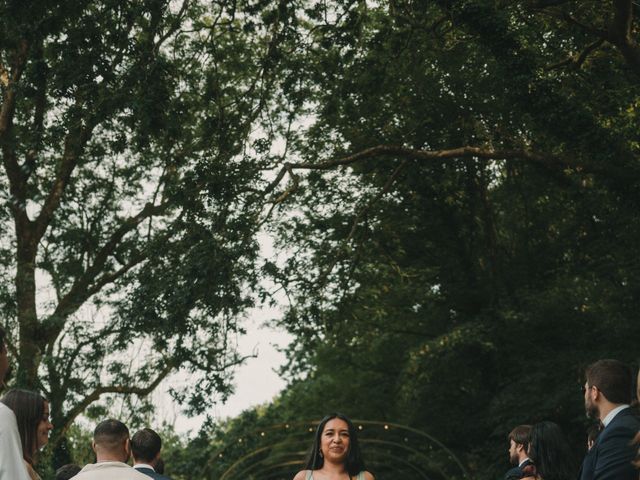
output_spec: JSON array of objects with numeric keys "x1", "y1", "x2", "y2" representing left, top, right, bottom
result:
[
  {"x1": 152, "y1": 230, "x2": 294, "y2": 436},
  {"x1": 153, "y1": 306, "x2": 292, "y2": 435}
]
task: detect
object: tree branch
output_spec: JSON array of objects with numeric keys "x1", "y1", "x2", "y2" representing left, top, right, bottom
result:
[
  {"x1": 23, "y1": 38, "x2": 47, "y2": 181},
  {"x1": 318, "y1": 160, "x2": 409, "y2": 286},
  {"x1": 560, "y1": 4, "x2": 640, "y2": 77},
  {"x1": 610, "y1": 0, "x2": 634, "y2": 43},
  {"x1": 55, "y1": 360, "x2": 175, "y2": 443},
  {"x1": 562, "y1": 13, "x2": 609, "y2": 39},
  {"x1": 43, "y1": 201, "x2": 173, "y2": 341},
  {"x1": 266, "y1": 145, "x2": 580, "y2": 209},
  {"x1": 57, "y1": 327, "x2": 126, "y2": 387},
  {"x1": 85, "y1": 255, "x2": 147, "y2": 298},
  {"x1": 1, "y1": 39, "x2": 31, "y2": 225},
  {"x1": 530, "y1": 0, "x2": 573, "y2": 7},
  {"x1": 154, "y1": 0, "x2": 191, "y2": 52},
  {"x1": 545, "y1": 38, "x2": 605, "y2": 71},
  {"x1": 288, "y1": 145, "x2": 571, "y2": 170},
  {"x1": 0, "y1": 39, "x2": 29, "y2": 139},
  {"x1": 608, "y1": 0, "x2": 640, "y2": 76},
  {"x1": 33, "y1": 123, "x2": 94, "y2": 242}
]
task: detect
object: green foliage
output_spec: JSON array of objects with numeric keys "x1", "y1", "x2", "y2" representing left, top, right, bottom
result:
[
  {"x1": 0, "y1": 0, "x2": 302, "y2": 470},
  {"x1": 3, "y1": 0, "x2": 639, "y2": 478},
  {"x1": 258, "y1": 1, "x2": 640, "y2": 478}
]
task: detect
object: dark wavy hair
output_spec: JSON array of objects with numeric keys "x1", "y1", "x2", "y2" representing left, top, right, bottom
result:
[
  {"x1": 0, "y1": 389, "x2": 47, "y2": 464},
  {"x1": 528, "y1": 421, "x2": 576, "y2": 480},
  {"x1": 304, "y1": 413, "x2": 366, "y2": 476}
]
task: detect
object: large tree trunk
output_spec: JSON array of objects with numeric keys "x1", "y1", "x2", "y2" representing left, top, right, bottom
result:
[{"x1": 15, "y1": 229, "x2": 41, "y2": 389}]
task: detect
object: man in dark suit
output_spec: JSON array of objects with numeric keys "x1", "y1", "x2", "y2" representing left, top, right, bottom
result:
[
  {"x1": 504, "y1": 424, "x2": 533, "y2": 480},
  {"x1": 131, "y1": 428, "x2": 172, "y2": 480},
  {"x1": 579, "y1": 359, "x2": 640, "y2": 480}
]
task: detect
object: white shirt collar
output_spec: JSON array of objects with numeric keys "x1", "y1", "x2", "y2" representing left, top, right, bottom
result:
[
  {"x1": 602, "y1": 404, "x2": 630, "y2": 427},
  {"x1": 518, "y1": 457, "x2": 531, "y2": 467},
  {"x1": 134, "y1": 463, "x2": 155, "y2": 471}
]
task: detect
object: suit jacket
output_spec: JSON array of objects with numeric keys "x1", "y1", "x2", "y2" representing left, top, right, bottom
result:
[
  {"x1": 579, "y1": 407, "x2": 640, "y2": 480},
  {"x1": 134, "y1": 466, "x2": 172, "y2": 480},
  {"x1": 504, "y1": 458, "x2": 533, "y2": 480}
]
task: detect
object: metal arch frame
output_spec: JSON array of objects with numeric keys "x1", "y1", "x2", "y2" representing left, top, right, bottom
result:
[
  {"x1": 351, "y1": 419, "x2": 469, "y2": 478},
  {"x1": 234, "y1": 449, "x2": 432, "y2": 480},
  {"x1": 219, "y1": 440, "x2": 454, "y2": 480},
  {"x1": 201, "y1": 419, "x2": 470, "y2": 480},
  {"x1": 220, "y1": 444, "x2": 306, "y2": 480},
  {"x1": 359, "y1": 439, "x2": 458, "y2": 479},
  {"x1": 200, "y1": 421, "x2": 316, "y2": 477}
]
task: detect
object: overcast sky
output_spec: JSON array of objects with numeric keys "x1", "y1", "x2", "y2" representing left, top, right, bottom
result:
[{"x1": 154, "y1": 294, "x2": 293, "y2": 435}]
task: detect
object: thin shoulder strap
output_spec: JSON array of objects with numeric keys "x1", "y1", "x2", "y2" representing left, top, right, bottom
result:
[
  {"x1": 357, "y1": 472, "x2": 365, "y2": 480},
  {"x1": 306, "y1": 470, "x2": 313, "y2": 480}
]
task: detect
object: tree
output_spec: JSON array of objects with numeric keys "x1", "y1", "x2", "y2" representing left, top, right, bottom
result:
[
  {"x1": 0, "y1": 0, "x2": 301, "y2": 463},
  {"x1": 261, "y1": 0, "x2": 640, "y2": 478}
]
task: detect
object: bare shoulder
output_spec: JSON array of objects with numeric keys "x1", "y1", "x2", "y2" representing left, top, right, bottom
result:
[
  {"x1": 363, "y1": 471, "x2": 375, "y2": 480},
  {"x1": 293, "y1": 470, "x2": 309, "y2": 480}
]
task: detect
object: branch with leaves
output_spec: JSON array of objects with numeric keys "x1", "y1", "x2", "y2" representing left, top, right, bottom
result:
[{"x1": 266, "y1": 144, "x2": 580, "y2": 205}]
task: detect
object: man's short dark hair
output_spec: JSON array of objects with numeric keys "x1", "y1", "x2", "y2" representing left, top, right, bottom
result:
[
  {"x1": 55, "y1": 463, "x2": 82, "y2": 480},
  {"x1": 585, "y1": 359, "x2": 633, "y2": 404},
  {"x1": 509, "y1": 424, "x2": 532, "y2": 451},
  {"x1": 94, "y1": 419, "x2": 130, "y2": 449},
  {"x1": 131, "y1": 428, "x2": 162, "y2": 463}
]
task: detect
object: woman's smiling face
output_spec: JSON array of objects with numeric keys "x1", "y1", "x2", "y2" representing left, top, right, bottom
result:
[
  {"x1": 36, "y1": 401, "x2": 53, "y2": 450},
  {"x1": 320, "y1": 418, "x2": 351, "y2": 463}
]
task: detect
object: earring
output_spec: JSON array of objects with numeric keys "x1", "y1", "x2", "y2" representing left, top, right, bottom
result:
[{"x1": 318, "y1": 450, "x2": 323, "y2": 458}]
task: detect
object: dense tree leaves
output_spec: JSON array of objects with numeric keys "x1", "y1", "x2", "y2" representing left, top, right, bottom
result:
[
  {"x1": 260, "y1": 1, "x2": 640, "y2": 478},
  {"x1": 3, "y1": 0, "x2": 639, "y2": 477},
  {"x1": 0, "y1": 0, "x2": 304, "y2": 469}
]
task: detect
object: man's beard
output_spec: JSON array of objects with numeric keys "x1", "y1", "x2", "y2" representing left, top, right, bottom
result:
[
  {"x1": 509, "y1": 451, "x2": 519, "y2": 465},
  {"x1": 585, "y1": 400, "x2": 599, "y2": 419}
]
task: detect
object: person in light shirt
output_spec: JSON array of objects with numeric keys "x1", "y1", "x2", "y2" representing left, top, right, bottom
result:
[
  {"x1": 0, "y1": 326, "x2": 30, "y2": 480},
  {"x1": 73, "y1": 419, "x2": 149, "y2": 480}
]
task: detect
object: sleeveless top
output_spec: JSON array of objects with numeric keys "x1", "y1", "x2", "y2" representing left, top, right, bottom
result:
[{"x1": 305, "y1": 471, "x2": 365, "y2": 480}]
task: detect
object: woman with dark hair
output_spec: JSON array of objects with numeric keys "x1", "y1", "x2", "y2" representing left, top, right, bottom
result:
[
  {"x1": 293, "y1": 413, "x2": 374, "y2": 480},
  {"x1": 522, "y1": 421, "x2": 576, "y2": 480},
  {"x1": 0, "y1": 389, "x2": 53, "y2": 480}
]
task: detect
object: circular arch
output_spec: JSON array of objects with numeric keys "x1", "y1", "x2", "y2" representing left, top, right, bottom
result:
[{"x1": 201, "y1": 419, "x2": 471, "y2": 480}]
